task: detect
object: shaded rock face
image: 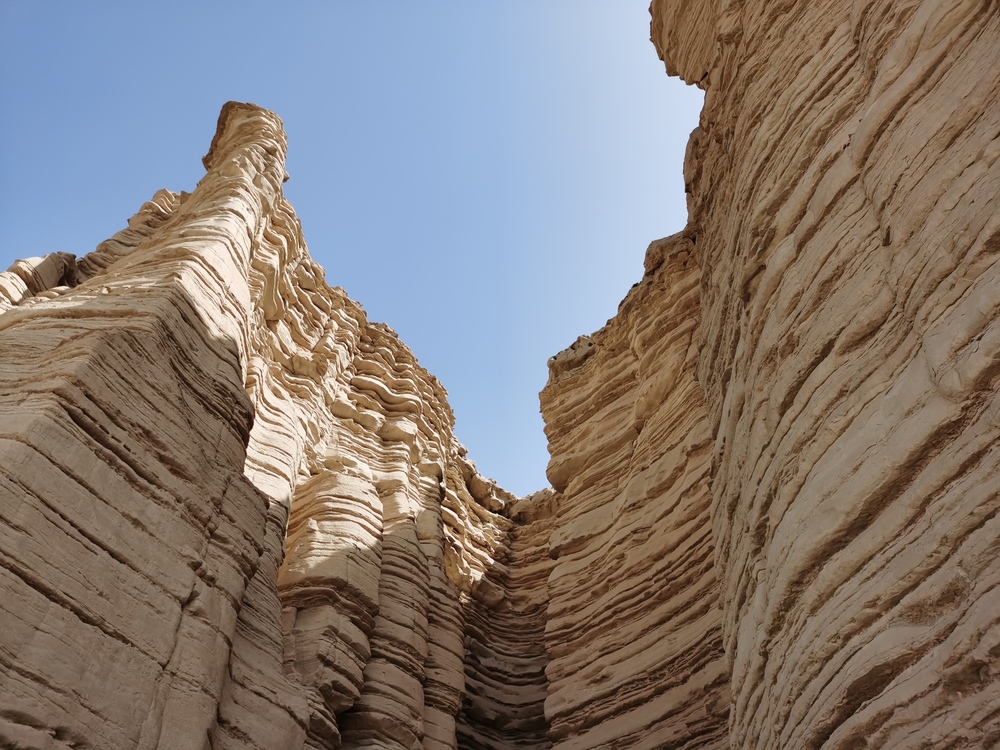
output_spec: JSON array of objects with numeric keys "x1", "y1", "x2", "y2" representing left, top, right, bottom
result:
[{"x1": 1, "y1": 1, "x2": 998, "y2": 747}]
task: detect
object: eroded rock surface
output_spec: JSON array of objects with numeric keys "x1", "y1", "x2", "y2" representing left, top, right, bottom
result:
[
  {"x1": 0, "y1": 103, "x2": 543, "y2": 750},
  {"x1": 2, "y1": 0, "x2": 998, "y2": 745},
  {"x1": 539, "y1": 236, "x2": 728, "y2": 749},
  {"x1": 652, "y1": 0, "x2": 1000, "y2": 747}
]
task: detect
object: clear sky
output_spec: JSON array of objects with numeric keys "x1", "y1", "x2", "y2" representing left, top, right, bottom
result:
[{"x1": 0, "y1": 2, "x2": 703, "y2": 497}]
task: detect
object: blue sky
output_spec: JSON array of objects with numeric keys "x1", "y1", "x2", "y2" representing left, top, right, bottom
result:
[{"x1": 0, "y1": 2, "x2": 703, "y2": 496}]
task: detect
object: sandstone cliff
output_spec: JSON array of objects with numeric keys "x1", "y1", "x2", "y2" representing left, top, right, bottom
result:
[
  {"x1": 539, "y1": 235, "x2": 728, "y2": 749},
  {"x1": 0, "y1": 103, "x2": 546, "y2": 750},
  {"x1": 650, "y1": 0, "x2": 1000, "y2": 747},
  {"x1": 2, "y1": 0, "x2": 998, "y2": 747}
]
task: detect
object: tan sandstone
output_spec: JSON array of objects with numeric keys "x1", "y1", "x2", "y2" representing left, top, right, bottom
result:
[
  {"x1": 1, "y1": 0, "x2": 998, "y2": 746},
  {"x1": 0, "y1": 103, "x2": 538, "y2": 750},
  {"x1": 651, "y1": 0, "x2": 1000, "y2": 747}
]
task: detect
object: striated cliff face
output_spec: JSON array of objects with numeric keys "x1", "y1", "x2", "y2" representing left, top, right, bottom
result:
[
  {"x1": 651, "y1": 0, "x2": 1000, "y2": 747},
  {"x1": 1, "y1": 1, "x2": 998, "y2": 747},
  {"x1": 0, "y1": 103, "x2": 546, "y2": 750},
  {"x1": 539, "y1": 235, "x2": 728, "y2": 749}
]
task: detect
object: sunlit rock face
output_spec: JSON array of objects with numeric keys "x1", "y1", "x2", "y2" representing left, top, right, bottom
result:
[
  {"x1": 538, "y1": 235, "x2": 729, "y2": 749},
  {"x1": 1, "y1": 0, "x2": 998, "y2": 744},
  {"x1": 652, "y1": 0, "x2": 1000, "y2": 747},
  {"x1": 0, "y1": 103, "x2": 543, "y2": 750}
]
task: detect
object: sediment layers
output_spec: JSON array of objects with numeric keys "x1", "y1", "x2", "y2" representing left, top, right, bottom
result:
[
  {"x1": 652, "y1": 0, "x2": 1000, "y2": 747},
  {"x1": 0, "y1": 106, "x2": 296, "y2": 749},
  {"x1": 457, "y1": 489, "x2": 555, "y2": 750},
  {"x1": 0, "y1": 103, "x2": 544, "y2": 750},
  {"x1": 2, "y1": 0, "x2": 998, "y2": 743},
  {"x1": 539, "y1": 235, "x2": 728, "y2": 749}
]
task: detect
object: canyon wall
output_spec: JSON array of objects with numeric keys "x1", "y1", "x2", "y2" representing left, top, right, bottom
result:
[
  {"x1": 651, "y1": 0, "x2": 1000, "y2": 747},
  {"x1": 539, "y1": 234, "x2": 728, "y2": 749},
  {"x1": 1, "y1": 0, "x2": 998, "y2": 747},
  {"x1": 0, "y1": 103, "x2": 544, "y2": 750}
]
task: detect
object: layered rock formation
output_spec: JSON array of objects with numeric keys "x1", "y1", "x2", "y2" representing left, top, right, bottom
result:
[
  {"x1": 650, "y1": 0, "x2": 1000, "y2": 747},
  {"x1": 1, "y1": 0, "x2": 998, "y2": 747},
  {"x1": 0, "y1": 103, "x2": 542, "y2": 750},
  {"x1": 539, "y1": 235, "x2": 728, "y2": 749}
]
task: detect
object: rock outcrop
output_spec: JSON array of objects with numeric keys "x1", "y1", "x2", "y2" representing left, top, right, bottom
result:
[
  {"x1": 651, "y1": 0, "x2": 1000, "y2": 747},
  {"x1": 0, "y1": 103, "x2": 542, "y2": 750},
  {"x1": 539, "y1": 235, "x2": 728, "y2": 749},
  {"x1": 1, "y1": 0, "x2": 998, "y2": 747}
]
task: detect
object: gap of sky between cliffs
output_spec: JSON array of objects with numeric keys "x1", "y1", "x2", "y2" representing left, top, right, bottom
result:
[{"x1": 0, "y1": 1, "x2": 703, "y2": 497}]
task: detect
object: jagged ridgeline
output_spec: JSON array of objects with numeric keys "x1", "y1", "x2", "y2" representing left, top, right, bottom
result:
[{"x1": 1, "y1": 1, "x2": 998, "y2": 748}]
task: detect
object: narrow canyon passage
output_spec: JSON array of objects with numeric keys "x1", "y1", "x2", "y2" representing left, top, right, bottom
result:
[{"x1": 1, "y1": 1, "x2": 998, "y2": 748}]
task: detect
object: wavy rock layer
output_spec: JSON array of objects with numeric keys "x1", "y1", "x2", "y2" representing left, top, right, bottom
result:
[
  {"x1": 539, "y1": 236, "x2": 728, "y2": 750},
  {"x1": 0, "y1": 103, "x2": 543, "y2": 750},
  {"x1": 653, "y1": 0, "x2": 1000, "y2": 747},
  {"x1": 457, "y1": 490, "x2": 555, "y2": 750},
  {"x1": 3, "y1": 0, "x2": 999, "y2": 744}
]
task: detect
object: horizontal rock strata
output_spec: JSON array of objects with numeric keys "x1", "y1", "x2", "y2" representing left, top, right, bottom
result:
[
  {"x1": 3, "y1": 0, "x2": 999, "y2": 743},
  {"x1": 539, "y1": 235, "x2": 728, "y2": 749},
  {"x1": 456, "y1": 489, "x2": 555, "y2": 750},
  {"x1": 653, "y1": 0, "x2": 1000, "y2": 747},
  {"x1": 0, "y1": 103, "x2": 547, "y2": 750}
]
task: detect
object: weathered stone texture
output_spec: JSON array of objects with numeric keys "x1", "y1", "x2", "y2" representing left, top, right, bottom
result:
[
  {"x1": 653, "y1": 0, "x2": 1000, "y2": 747},
  {"x1": 539, "y1": 235, "x2": 728, "y2": 749},
  {"x1": 1, "y1": 105, "x2": 291, "y2": 749},
  {"x1": 2, "y1": 0, "x2": 999, "y2": 745},
  {"x1": 457, "y1": 489, "x2": 555, "y2": 750},
  {"x1": 0, "y1": 103, "x2": 540, "y2": 750}
]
